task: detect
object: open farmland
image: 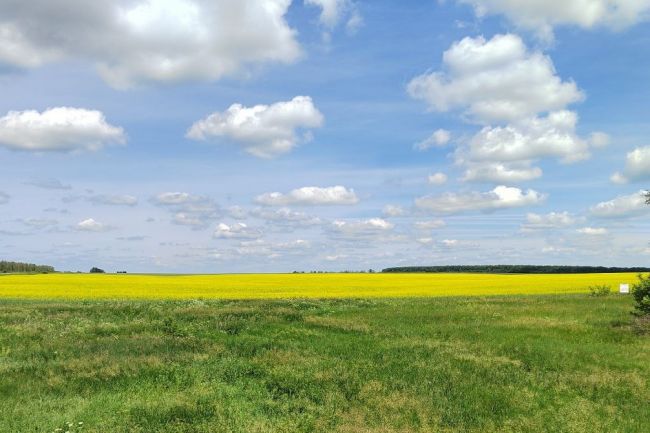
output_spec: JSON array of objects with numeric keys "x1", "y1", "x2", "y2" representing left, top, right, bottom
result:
[{"x1": 0, "y1": 272, "x2": 642, "y2": 300}]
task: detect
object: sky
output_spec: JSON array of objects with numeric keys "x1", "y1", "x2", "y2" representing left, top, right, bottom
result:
[{"x1": 1, "y1": 0, "x2": 650, "y2": 273}]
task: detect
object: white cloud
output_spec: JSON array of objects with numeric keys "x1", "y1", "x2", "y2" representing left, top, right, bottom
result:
[
  {"x1": 383, "y1": 205, "x2": 406, "y2": 217},
  {"x1": 590, "y1": 190, "x2": 649, "y2": 218},
  {"x1": 255, "y1": 185, "x2": 358, "y2": 206},
  {"x1": 89, "y1": 194, "x2": 138, "y2": 206},
  {"x1": 75, "y1": 218, "x2": 111, "y2": 232},
  {"x1": 414, "y1": 129, "x2": 451, "y2": 151},
  {"x1": 0, "y1": 107, "x2": 125, "y2": 152},
  {"x1": 153, "y1": 191, "x2": 220, "y2": 228},
  {"x1": 0, "y1": 0, "x2": 301, "y2": 88},
  {"x1": 464, "y1": 111, "x2": 592, "y2": 164},
  {"x1": 408, "y1": 34, "x2": 603, "y2": 183},
  {"x1": 306, "y1": 0, "x2": 349, "y2": 27},
  {"x1": 187, "y1": 96, "x2": 324, "y2": 158},
  {"x1": 428, "y1": 172, "x2": 448, "y2": 185},
  {"x1": 331, "y1": 218, "x2": 394, "y2": 236},
  {"x1": 415, "y1": 185, "x2": 545, "y2": 214},
  {"x1": 414, "y1": 220, "x2": 446, "y2": 230},
  {"x1": 213, "y1": 222, "x2": 261, "y2": 239},
  {"x1": 153, "y1": 192, "x2": 201, "y2": 205},
  {"x1": 172, "y1": 213, "x2": 208, "y2": 227},
  {"x1": 441, "y1": 239, "x2": 459, "y2": 247},
  {"x1": 407, "y1": 34, "x2": 583, "y2": 124},
  {"x1": 577, "y1": 227, "x2": 608, "y2": 236},
  {"x1": 305, "y1": 0, "x2": 362, "y2": 34},
  {"x1": 458, "y1": 0, "x2": 650, "y2": 40},
  {"x1": 462, "y1": 162, "x2": 542, "y2": 183},
  {"x1": 0, "y1": 191, "x2": 9, "y2": 204},
  {"x1": 611, "y1": 146, "x2": 650, "y2": 183},
  {"x1": 521, "y1": 211, "x2": 578, "y2": 230},
  {"x1": 250, "y1": 207, "x2": 322, "y2": 226}
]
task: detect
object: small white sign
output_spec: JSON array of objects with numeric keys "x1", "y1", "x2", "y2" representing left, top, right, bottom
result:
[{"x1": 620, "y1": 283, "x2": 629, "y2": 294}]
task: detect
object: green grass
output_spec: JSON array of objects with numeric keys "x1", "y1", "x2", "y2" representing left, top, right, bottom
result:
[{"x1": 1, "y1": 295, "x2": 648, "y2": 432}]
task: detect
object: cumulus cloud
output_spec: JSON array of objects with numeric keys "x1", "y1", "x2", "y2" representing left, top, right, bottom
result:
[
  {"x1": 590, "y1": 190, "x2": 649, "y2": 218},
  {"x1": 407, "y1": 34, "x2": 583, "y2": 124},
  {"x1": 415, "y1": 185, "x2": 545, "y2": 214},
  {"x1": 408, "y1": 34, "x2": 605, "y2": 182},
  {"x1": 414, "y1": 129, "x2": 451, "y2": 151},
  {"x1": 213, "y1": 222, "x2": 261, "y2": 240},
  {"x1": 0, "y1": 0, "x2": 301, "y2": 88},
  {"x1": 187, "y1": 96, "x2": 324, "y2": 158},
  {"x1": 153, "y1": 191, "x2": 220, "y2": 228},
  {"x1": 462, "y1": 162, "x2": 542, "y2": 183},
  {"x1": 428, "y1": 172, "x2": 448, "y2": 185},
  {"x1": 464, "y1": 111, "x2": 593, "y2": 163},
  {"x1": 0, "y1": 107, "x2": 125, "y2": 152},
  {"x1": 577, "y1": 227, "x2": 608, "y2": 236},
  {"x1": 75, "y1": 218, "x2": 111, "y2": 232},
  {"x1": 305, "y1": 0, "x2": 363, "y2": 34},
  {"x1": 255, "y1": 185, "x2": 358, "y2": 206},
  {"x1": 521, "y1": 211, "x2": 578, "y2": 230},
  {"x1": 331, "y1": 218, "x2": 394, "y2": 236},
  {"x1": 457, "y1": 0, "x2": 650, "y2": 40},
  {"x1": 0, "y1": 191, "x2": 9, "y2": 204},
  {"x1": 611, "y1": 146, "x2": 650, "y2": 183}
]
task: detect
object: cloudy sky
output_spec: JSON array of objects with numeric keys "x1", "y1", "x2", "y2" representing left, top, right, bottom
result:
[{"x1": 1, "y1": 0, "x2": 650, "y2": 272}]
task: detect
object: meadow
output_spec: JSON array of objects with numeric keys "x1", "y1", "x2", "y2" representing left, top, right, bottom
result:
[
  {"x1": 1, "y1": 295, "x2": 648, "y2": 432},
  {"x1": 0, "y1": 272, "x2": 641, "y2": 300}
]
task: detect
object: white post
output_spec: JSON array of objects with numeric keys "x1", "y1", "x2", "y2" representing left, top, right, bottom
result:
[{"x1": 619, "y1": 283, "x2": 629, "y2": 294}]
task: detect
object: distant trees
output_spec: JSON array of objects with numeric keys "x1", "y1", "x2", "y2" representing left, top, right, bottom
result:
[
  {"x1": 382, "y1": 265, "x2": 650, "y2": 274},
  {"x1": 0, "y1": 261, "x2": 55, "y2": 273},
  {"x1": 89, "y1": 267, "x2": 105, "y2": 274}
]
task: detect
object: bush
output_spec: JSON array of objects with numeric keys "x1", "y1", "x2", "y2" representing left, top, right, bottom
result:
[
  {"x1": 632, "y1": 274, "x2": 650, "y2": 315},
  {"x1": 588, "y1": 284, "x2": 611, "y2": 297},
  {"x1": 89, "y1": 267, "x2": 105, "y2": 274}
]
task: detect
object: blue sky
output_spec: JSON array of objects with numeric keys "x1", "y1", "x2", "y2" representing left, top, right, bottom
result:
[{"x1": 1, "y1": 0, "x2": 650, "y2": 272}]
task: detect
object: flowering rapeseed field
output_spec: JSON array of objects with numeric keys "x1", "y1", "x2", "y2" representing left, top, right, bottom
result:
[{"x1": 0, "y1": 272, "x2": 639, "y2": 300}]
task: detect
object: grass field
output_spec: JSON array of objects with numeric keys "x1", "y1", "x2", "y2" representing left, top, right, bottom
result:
[
  {"x1": 1, "y1": 295, "x2": 648, "y2": 432},
  {"x1": 0, "y1": 272, "x2": 642, "y2": 300}
]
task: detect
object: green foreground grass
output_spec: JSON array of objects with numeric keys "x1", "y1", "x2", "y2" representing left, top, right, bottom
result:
[{"x1": 1, "y1": 295, "x2": 648, "y2": 432}]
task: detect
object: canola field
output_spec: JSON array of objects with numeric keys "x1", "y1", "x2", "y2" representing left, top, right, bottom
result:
[{"x1": 0, "y1": 272, "x2": 640, "y2": 300}]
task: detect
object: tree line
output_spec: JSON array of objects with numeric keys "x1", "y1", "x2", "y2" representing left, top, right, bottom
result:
[
  {"x1": 382, "y1": 265, "x2": 650, "y2": 274},
  {"x1": 0, "y1": 261, "x2": 55, "y2": 274}
]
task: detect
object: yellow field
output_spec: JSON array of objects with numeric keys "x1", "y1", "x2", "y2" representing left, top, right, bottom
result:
[{"x1": 0, "y1": 272, "x2": 640, "y2": 300}]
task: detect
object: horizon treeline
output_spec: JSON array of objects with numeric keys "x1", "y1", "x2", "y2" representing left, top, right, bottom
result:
[
  {"x1": 382, "y1": 265, "x2": 650, "y2": 274},
  {"x1": 0, "y1": 261, "x2": 55, "y2": 274}
]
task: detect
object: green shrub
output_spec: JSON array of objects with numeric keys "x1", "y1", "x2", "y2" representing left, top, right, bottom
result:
[
  {"x1": 632, "y1": 274, "x2": 650, "y2": 315},
  {"x1": 588, "y1": 284, "x2": 611, "y2": 297}
]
